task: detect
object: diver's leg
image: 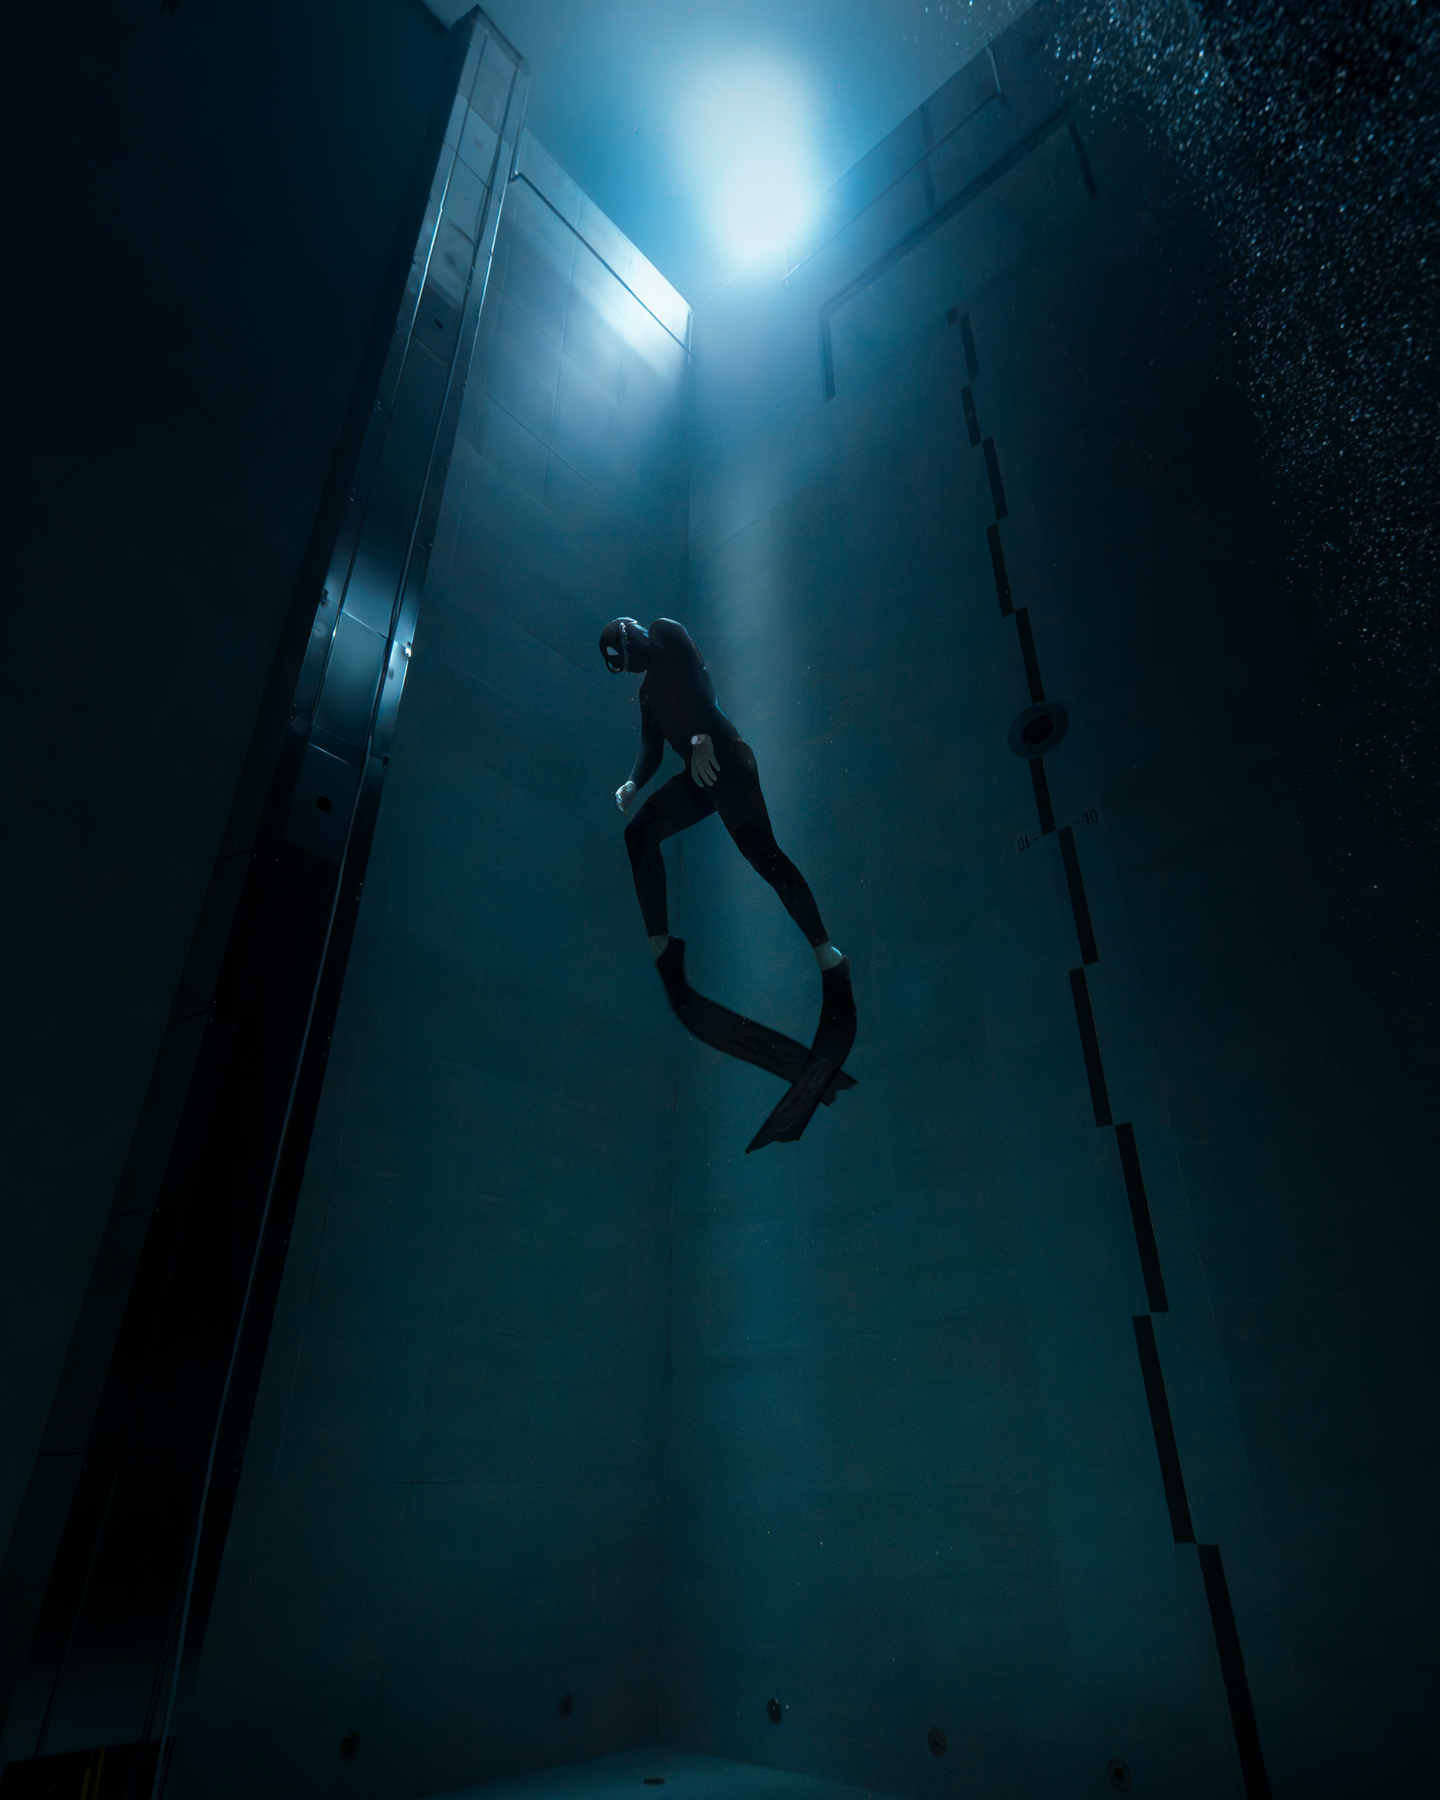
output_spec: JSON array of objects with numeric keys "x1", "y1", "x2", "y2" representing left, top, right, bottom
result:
[
  {"x1": 710, "y1": 740, "x2": 855, "y2": 1148},
  {"x1": 624, "y1": 770, "x2": 714, "y2": 957},
  {"x1": 712, "y1": 741, "x2": 841, "y2": 967}
]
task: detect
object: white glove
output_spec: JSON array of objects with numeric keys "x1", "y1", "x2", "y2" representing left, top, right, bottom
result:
[
  {"x1": 690, "y1": 734, "x2": 719, "y2": 787},
  {"x1": 616, "y1": 780, "x2": 638, "y2": 814}
]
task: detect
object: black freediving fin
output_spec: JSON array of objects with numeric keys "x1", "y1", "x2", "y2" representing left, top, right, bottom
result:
[
  {"x1": 746, "y1": 955, "x2": 858, "y2": 1153},
  {"x1": 655, "y1": 937, "x2": 856, "y2": 1103}
]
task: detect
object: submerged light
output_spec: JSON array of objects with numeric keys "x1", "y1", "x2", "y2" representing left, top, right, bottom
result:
[{"x1": 680, "y1": 58, "x2": 817, "y2": 275}]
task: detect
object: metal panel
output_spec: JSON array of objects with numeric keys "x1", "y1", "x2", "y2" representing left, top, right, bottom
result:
[
  {"x1": 552, "y1": 352, "x2": 618, "y2": 493},
  {"x1": 321, "y1": 172, "x2": 450, "y2": 611},
  {"x1": 427, "y1": 214, "x2": 478, "y2": 305},
  {"x1": 442, "y1": 90, "x2": 466, "y2": 151},
  {"x1": 469, "y1": 391, "x2": 549, "y2": 501},
  {"x1": 577, "y1": 192, "x2": 633, "y2": 291},
  {"x1": 283, "y1": 741, "x2": 361, "y2": 863},
  {"x1": 783, "y1": 47, "x2": 1010, "y2": 294},
  {"x1": 847, "y1": 111, "x2": 930, "y2": 214},
  {"x1": 929, "y1": 97, "x2": 1036, "y2": 212},
  {"x1": 617, "y1": 294, "x2": 685, "y2": 440},
  {"x1": 486, "y1": 292, "x2": 562, "y2": 443},
  {"x1": 291, "y1": 597, "x2": 339, "y2": 723},
  {"x1": 458, "y1": 105, "x2": 500, "y2": 185},
  {"x1": 502, "y1": 182, "x2": 577, "y2": 346},
  {"x1": 821, "y1": 107, "x2": 1078, "y2": 400},
  {"x1": 515, "y1": 129, "x2": 691, "y2": 355},
  {"x1": 417, "y1": 277, "x2": 463, "y2": 365},
  {"x1": 313, "y1": 611, "x2": 386, "y2": 750},
  {"x1": 833, "y1": 165, "x2": 932, "y2": 275},
  {"x1": 562, "y1": 248, "x2": 625, "y2": 402},
  {"x1": 625, "y1": 245, "x2": 689, "y2": 348},
  {"x1": 339, "y1": 338, "x2": 453, "y2": 635},
  {"x1": 386, "y1": 192, "x2": 442, "y2": 379},
  {"x1": 457, "y1": 33, "x2": 483, "y2": 105},
  {"x1": 441, "y1": 152, "x2": 488, "y2": 244},
  {"x1": 927, "y1": 50, "x2": 1001, "y2": 141},
  {"x1": 472, "y1": 35, "x2": 516, "y2": 134},
  {"x1": 789, "y1": 110, "x2": 930, "y2": 269},
  {"x1": 568, "y1": 228, "x2": 628, "y2": 330},
  {"x1": 514, "y1": 129, "x2": 582, "y2": 227}
]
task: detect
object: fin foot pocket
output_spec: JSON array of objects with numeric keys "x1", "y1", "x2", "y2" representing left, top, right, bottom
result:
[{"x1": 747, "y1": 957, "x2": 858, "y2": 1153}]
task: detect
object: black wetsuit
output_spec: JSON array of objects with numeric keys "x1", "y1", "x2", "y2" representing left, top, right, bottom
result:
[{"x1": 623, "y1": 619, "x2": 828, "y2": 947}]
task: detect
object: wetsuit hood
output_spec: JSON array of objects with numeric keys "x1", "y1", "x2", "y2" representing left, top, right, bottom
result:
[{"x1": 600, "y1": 616, "x2": 649, "y2": 673}]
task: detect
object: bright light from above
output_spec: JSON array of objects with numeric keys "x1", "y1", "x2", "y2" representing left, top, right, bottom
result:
[{"x1": 681, "y1": 60, "x2": 817, "y2": 274}]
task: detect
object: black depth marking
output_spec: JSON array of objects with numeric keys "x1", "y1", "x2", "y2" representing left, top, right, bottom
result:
[
  {"x1": 1068, "y1": 120, "x2": 1099, "y2": 199},
  {"x1": 982, "y1": 436, "x2": 1008, "y2": 518},
  {"x1": 1068, "y1": 967, "x2": 1111, "y2": 1126},
  {"x1": 986, "y1": 523, "x2": 1013, "y2": 616},
  {"x1": 1057, "y1": 826, "x2": 1099, "y2": 964},
  {"x1": 1029, "y1": 759, "x2": 1055, "y2": 835},
  {"x1": 1132, "y1": 1315, "x2": 1195, "y2": 1543},
  {"x1": 959, "y1": 311, "x2": 979, "y2": 379},
  {"x1": 1116, "y1": 1123, "x2": 1169, "y2": 1311},
  {"x1": 1198, "y1": 1544, "x2": 1273, "y2": 1800},
  {"x1": 967, "y1": 185, "x2": 1268, "y2": 1800},
  {"x1": 919, "y1": 100, "x2": 938, "y2": 212},
  {"x1": 1014, "y1": 608, "x2": 1044, "y2": 702},
  {"x1": 820, "y1": 324, "x2": 836, "y2": 404}
]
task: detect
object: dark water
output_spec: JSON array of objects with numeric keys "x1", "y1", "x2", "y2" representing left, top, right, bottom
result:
[
  {"x1": 924, "y1": 0, "x2": 1440, "y2": 892},
  {"x1": 1049, "y1": 0, "x2": 1440, "y2": 888}
]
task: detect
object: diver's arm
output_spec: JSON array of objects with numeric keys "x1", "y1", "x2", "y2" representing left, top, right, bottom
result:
[
  {"x1": 617, "y1": 711, "x2": 665, "y2": 811},
  {"x1": 630, "y1": 715, "x2": 665, "y2": 789},
  {"x1": 653, "y1": 617, "x2": 729, "y2": 748}
]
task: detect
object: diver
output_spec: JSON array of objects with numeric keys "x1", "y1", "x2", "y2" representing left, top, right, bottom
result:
[{"x1": 600, "y1": 615, "x2": 856, "y2": 1150}]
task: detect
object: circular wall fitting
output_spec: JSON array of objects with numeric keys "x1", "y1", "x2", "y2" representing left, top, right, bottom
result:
[
  {"x1": 1007, "y1": 701, "x2": 1069, "y2": 759},
  {"x1": 1106, "y1": 1758, "x2": 1132, "y2": 1791}
]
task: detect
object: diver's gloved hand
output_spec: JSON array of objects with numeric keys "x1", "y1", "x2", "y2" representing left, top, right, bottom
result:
[
  {"x1": 690, "y1": 734, "x2": 719, "y2": 787},
  {"x1": 616, "y1": 780, "x2": 638, "y2": 814}
]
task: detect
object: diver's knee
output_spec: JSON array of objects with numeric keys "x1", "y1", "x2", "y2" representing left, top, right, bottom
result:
[
  {"x1": 624, "y1": 814, "x2": 650, "y2": 866},
  {"x1": 731, "y1": 823, "x2": 770, "y2": 864}
]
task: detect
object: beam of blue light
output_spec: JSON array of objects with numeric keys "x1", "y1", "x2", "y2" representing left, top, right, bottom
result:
[{"x1": 681, "y1": 59, "x2": 817, "y2": 275}]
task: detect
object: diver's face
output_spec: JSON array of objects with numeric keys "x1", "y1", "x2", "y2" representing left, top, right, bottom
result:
[{"x1": 603, "y1": 618, "x2": 640, "y2": 673}]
